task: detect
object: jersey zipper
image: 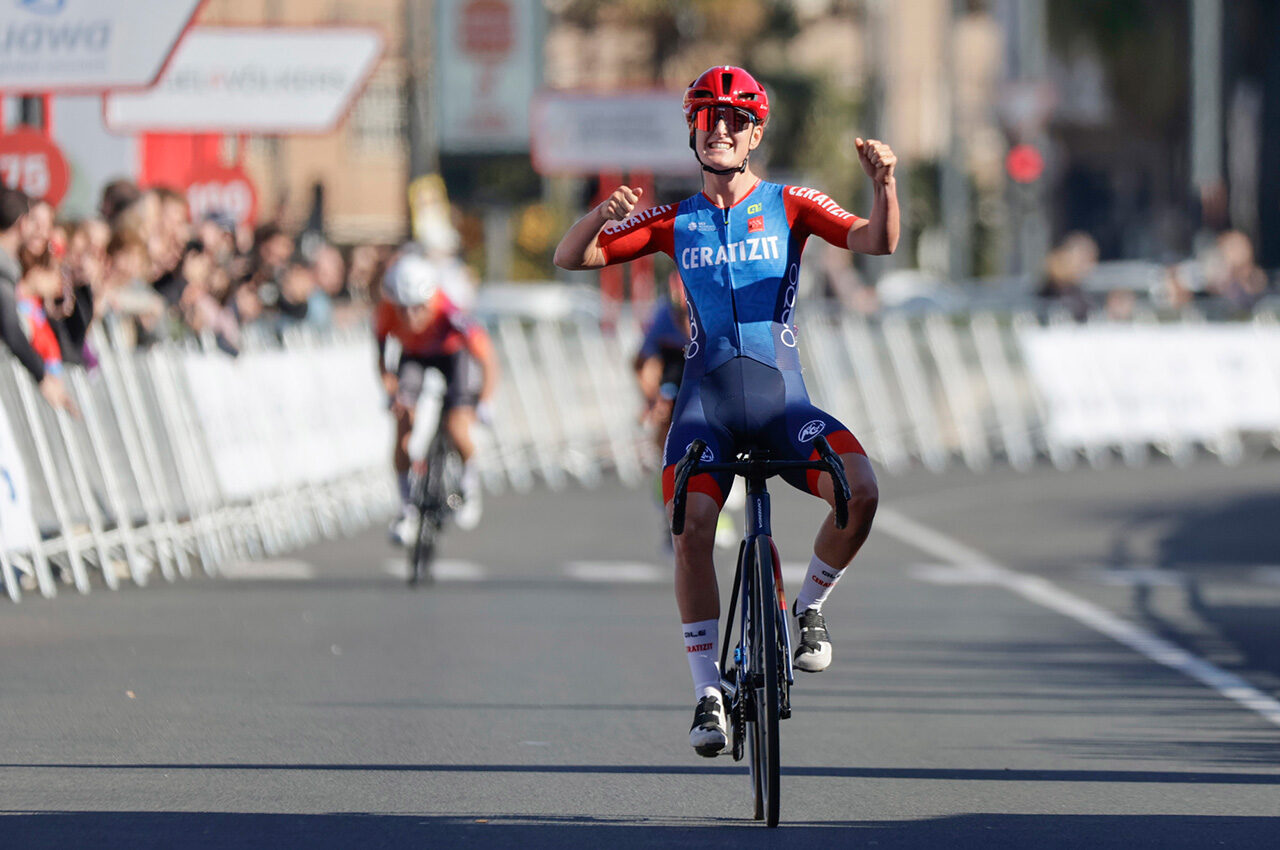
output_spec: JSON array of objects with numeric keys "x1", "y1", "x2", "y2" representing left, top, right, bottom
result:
[{"x1": 720, "y1": 204, "x2": 742, "y2": 349}]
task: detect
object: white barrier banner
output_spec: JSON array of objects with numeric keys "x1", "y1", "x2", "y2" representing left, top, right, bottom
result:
[
  {"x1": 0, "y1": 0, "x2": 202, "y2": 92},
  {"x1": 0, "y1": 402, "x2": 36, "y2": 553},
  {"x1": 1017, "y1": 324, "x2": 1280, "y2": 447},
  {"x1": 181, "y1": 340, "x2": 391, "y2": 500}
]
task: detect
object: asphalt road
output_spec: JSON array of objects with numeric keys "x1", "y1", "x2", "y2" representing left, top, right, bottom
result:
[{"x1": 2, "y1": 454, "x2": 1279, "y2": 848}]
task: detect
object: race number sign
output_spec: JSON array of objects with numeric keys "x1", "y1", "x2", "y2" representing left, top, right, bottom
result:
[
  {"x1": 0, "y1": 0, "x2": 203, "y2": 92},
  {"x1": 184, "y1": 163, "x2": 257, "y2": 228},
  {"x1": 0, "y1": 128, "x2": 70, "y2": 206}
]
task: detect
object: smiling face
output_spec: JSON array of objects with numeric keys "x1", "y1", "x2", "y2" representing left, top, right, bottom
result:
[{"x1": 692, "y1": 107, "x2": 763, "y2": 171}]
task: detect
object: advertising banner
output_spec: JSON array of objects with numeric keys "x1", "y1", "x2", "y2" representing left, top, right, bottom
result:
[
  {"x1": 0, "y1": 401, "x2": 36, "y2": 554},
  {"x1": 1017, "y1": 324, "x2": 1280, "y2": 448},
  {"x1": 530, "y1": 90, "x2": 697, "y2": 176},
  {"x1": 103, "y1": 27, "x2": 385, "y2": 134},
  {"x1": 435, "y1": 0, "x2": 542, "y2": 153},
  {"x1": 0, "y1": 0, "x2": 203, "y2": 92}
]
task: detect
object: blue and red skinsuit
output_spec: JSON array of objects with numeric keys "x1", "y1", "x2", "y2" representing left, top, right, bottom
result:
[{"x1": 599, "y1": 180, "x2": 867, "y2": 506}]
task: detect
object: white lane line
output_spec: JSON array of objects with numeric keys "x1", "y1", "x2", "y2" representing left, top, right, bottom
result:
[
  {"x1": 879, "y1": 506, "x2": 1280, "y2": 728},
  {"x1": 563, "y1": 561, "x2": 666, "y2": 583},
  {"x1": 1253, "y1": 567, "x2": 1280, "y2": 586},
  {"x1": 219, "y1": 559, "x2": 316, "y2": 581},
  {"x1": 381, "y1": 559, "x2": 487, "y2": 581}
]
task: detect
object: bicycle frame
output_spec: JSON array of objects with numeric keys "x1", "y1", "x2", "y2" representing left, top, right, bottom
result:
[
  {"x1": 718, "y1": 473, "x2": 795, "y2": 703},
  {"x1": 670, "y1": 435, "x2": 851, "y2": 826}
]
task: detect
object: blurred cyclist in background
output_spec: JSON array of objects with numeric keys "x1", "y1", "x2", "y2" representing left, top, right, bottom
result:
[
  {"x1": 634, "y1": 270, "x2": 739, "y2": 550},
  {"x1": 556, "y1": 65, "x2": 897, "y2": 757},
  {"x1": 377, "y1": 250, "x2": 498, "y2": 542}
]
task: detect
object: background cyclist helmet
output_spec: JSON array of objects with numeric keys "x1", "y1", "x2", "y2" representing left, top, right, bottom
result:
[
  {"x1": 682, "y1": 65, "x2": 770, "y2": 174},
  {"x1": 384, "y1": 252, "x2": 439, "y2": 307}
]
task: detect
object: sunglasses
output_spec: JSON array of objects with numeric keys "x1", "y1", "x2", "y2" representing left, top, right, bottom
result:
[{"x1": 692, "y1": 105, "x2": 757, "y2": 134}]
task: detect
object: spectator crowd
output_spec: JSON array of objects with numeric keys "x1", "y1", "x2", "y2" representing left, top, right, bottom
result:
[{"x1": 0, "y1": 181, "x2": 389, "y2": 413}]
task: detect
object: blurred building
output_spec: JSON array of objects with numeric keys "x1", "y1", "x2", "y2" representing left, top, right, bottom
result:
[{"x1": 198, "y1": 0, "x2": 409, "y2": 243}]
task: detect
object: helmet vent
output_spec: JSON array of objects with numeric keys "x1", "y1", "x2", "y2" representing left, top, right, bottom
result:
[
  {"x1": 739, "y1": 93, "x2": 757, "y2": 101},
  {"x1": 720, "y1": 72, "x2": 733, "y2": 93}
]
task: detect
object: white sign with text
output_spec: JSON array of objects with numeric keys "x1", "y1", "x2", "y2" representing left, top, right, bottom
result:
[
  {"x1": 530, "y1": 90, "x2": 698, "y2": 176},
  {"x1": 0, "y1": 0, "x2": 202, "y2": 92},
  {"x1": 103, "y1": 27, "x2": 385, "y2": 134}
]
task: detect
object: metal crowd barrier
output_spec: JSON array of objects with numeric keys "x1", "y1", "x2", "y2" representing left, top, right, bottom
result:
[
  {"x1": 0, "y1": 319, "x2": 397, "y2": 602},
  {"x1": 470, "y1": 299, "x2": 1280, "y2": 491},
  {"x1": 6, "y1": 299, "x2": 1280, "y2": 602}
]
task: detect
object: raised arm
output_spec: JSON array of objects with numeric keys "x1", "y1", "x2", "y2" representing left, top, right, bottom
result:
[
  {"x1": 553, "y1": 186, "x2": 644, "y2": 270},
  {"x1": 846, "y1": 138, "x2": 899, "y2": 256}
]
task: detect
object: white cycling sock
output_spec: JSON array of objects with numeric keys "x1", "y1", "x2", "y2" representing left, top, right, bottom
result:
[
  {"x1": 683, "y1": 619, "x2": 721, "y2": 702},
  {"x1": 794, "y1": 553, "x2": 845, "y2": 613}
]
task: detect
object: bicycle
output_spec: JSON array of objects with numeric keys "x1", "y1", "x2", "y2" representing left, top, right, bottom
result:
[
  {"x1": 406, "y1": 399, "x2": 465, "y2": 586},
  {"x1": 670, "y1": 435, "x2": 851, "y2": 827}
]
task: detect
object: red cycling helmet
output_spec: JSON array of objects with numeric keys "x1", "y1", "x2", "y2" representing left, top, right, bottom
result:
[{"x1": 683, "y1": 65, "x2": 770, "y2": 128}]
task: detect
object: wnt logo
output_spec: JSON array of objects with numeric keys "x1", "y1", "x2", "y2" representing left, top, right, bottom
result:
[{"x1": 797, "y1": 420, "x2": 826, "y2": 442}]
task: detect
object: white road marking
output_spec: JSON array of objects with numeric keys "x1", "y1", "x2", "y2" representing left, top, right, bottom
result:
[
  {"x1": 563, "y1": 561, "x2": 666, "y2": 583},
  {"x1": 1088, "y1": 566, "x2": 1187, "y2": 587},
  {"x1": 1253, "y1": 567, "x2": 1280, "y2": 586},
  {"x1": 909, "y1": 563, "x2": 1003, "y2": 585},
  {"x1": 382, "y1": 558, "x2": 486, "y2": 581},
  {"x1": 879, "y1": 506, "x2": 1280, "y2": 728},
  {"x1": 218, "y1": 559, "x2": 316, "y2": 581}
]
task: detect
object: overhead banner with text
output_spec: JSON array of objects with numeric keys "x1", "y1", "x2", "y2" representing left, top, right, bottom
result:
[
  {"x1": 0, "y1": 0, "x2": 203, "y2": 92},
  {"x1": 435, "y1": 0, "x2": 542, "y2": 153},
  {"x1": 103, "y1": 27, "x2": 385, "y2": 134}
]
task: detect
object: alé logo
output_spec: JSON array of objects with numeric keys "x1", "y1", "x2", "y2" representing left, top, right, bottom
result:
[{"x1": 6, "y1": 0, "x2": 111, "y2": 53}]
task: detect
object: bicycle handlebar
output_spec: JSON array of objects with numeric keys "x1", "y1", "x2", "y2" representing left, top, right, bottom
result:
[{"x1": 670, "y1": 435, "x2": 853, "y2": 536}]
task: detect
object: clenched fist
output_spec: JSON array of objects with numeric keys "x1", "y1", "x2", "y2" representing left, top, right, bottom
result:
[
  {"x1": 599, "y1": 185, "x2": 645, "y2": 222},
  {"x1": 855, "y1": 138, "x2": 897, "y2": 185}
]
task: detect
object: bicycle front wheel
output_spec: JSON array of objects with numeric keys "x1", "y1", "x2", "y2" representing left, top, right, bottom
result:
[
  {"x1": 409, "y1": 506, "x2": 437, "y2": 586},
  {"x1": 746, "y1": 535, "x2": 782, "y2": 827}
]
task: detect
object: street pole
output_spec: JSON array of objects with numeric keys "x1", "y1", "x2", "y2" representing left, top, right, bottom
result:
[
  {"x1": 406, "y1": 0, "x2": 439, "y2": 180},
  {"x1": 1189, "y1": 0, "x2": 1223, "y2": 232},
  {"x1": 941, "y1": 0, "x2": 972, "y2": 283}
]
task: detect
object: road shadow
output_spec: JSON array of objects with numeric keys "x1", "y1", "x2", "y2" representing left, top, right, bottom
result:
[{"x1": 1, "y1": 810, "x2": 1277, "y2": 849}]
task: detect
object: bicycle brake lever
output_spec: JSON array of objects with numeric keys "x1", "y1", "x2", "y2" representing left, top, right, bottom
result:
[
  {"x1": 670, "y1": 439, "x2": 706, "y2": 536},
  {"x1": 812, "y1": 435, "x2": 851, "y2": 530}
]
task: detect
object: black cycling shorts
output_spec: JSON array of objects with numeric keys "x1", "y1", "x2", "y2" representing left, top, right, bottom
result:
[{"x1": 396, "y1": 351, "x2": 482, "y2": 411}]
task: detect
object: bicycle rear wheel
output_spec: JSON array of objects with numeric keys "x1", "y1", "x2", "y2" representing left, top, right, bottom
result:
[{"x1": 746, "y1": 535, "x2": 782, "y2": 826}]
